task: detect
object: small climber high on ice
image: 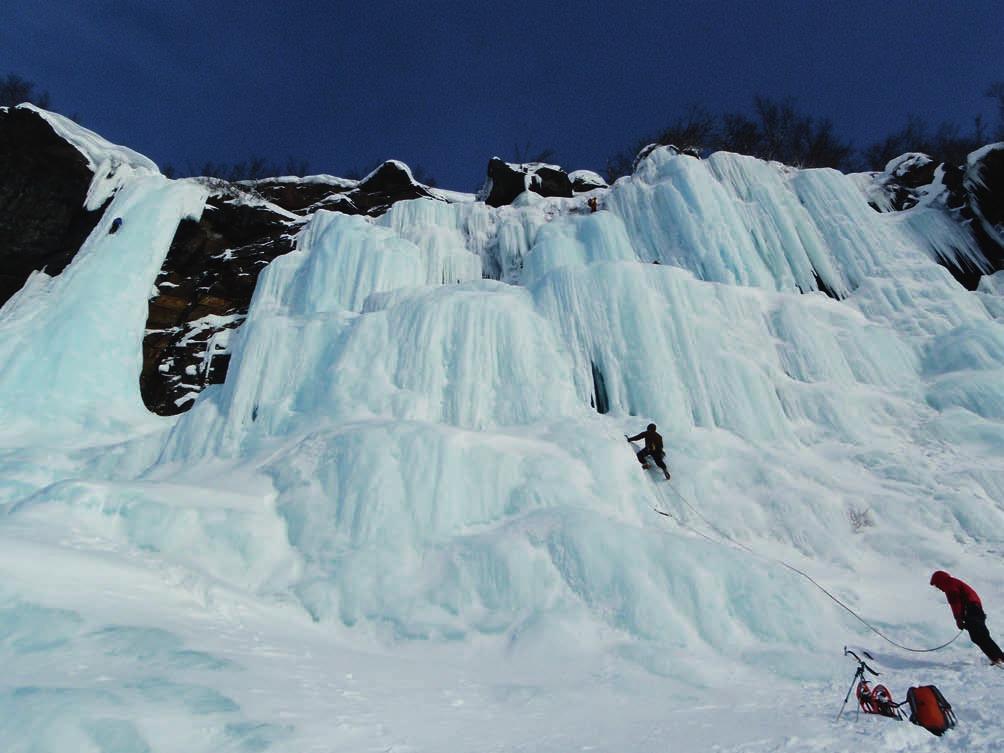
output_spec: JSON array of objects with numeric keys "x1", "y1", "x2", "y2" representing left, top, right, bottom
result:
[{"x1": 626, "y1": 423, "x2": 671, "y2": 480}]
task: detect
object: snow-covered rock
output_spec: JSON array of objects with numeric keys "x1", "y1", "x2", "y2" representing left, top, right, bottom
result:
[
  {"x1": 568, "y1": 169, "x2": 608, "y2": 192},
  {"x1": 854, "y1": 145, "x2": 1004, "y2": 288},
  {"x1": 142, "y1": 184, "x2": 303, "y2": 414},
  {"x1": 19, "y1": 104, "x2": 159, "y2": 210},
  {"x1": 0, "y1": 107, "x2": 109, "y2": 306},
  {"x1": 481, "y1": 157, "x2": 574, "y2": 206},
  {"x1": 966, "y1": 143, "x2": 1004, "y2": 258}
]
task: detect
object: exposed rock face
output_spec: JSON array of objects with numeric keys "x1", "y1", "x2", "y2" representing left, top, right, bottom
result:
[
  {"x1": 482, "y1": 158, "x2": 574, "y2": 207},
  {"x1": 350, "y1": 160, "x2": 435, "y2": 213},
  {"x1": 0, "y1": 107, "x2": 103, "y2": 304},
  {"x1": 251, "y1": 161, "x2": 433, "y2": 217},
  {"x1": 860, "y1": 147, "x2": 1004, "y2": 289},
  {"x1": 142, "y1": 161, "x2": 437, "y2": 414},
  {"x1": 868, "y1": 153, "x2": 938, "y2": 212},
  {"x1": 965, "y1": 144, "x2": 1004, "y2": 269},
  {"x1": 141, "y1": 188, "x2": 302, "y2": 414},
  {"x1": 933, "y1": 150, "x2": 1004, "y2": 289},
  {"x1": 251, "y1": 176, "x2": 357, "y2": 214}
]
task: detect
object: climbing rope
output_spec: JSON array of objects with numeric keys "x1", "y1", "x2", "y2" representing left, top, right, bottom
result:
[{"x1": 653, "y1": 482, "x2": 963, "y2": 654}]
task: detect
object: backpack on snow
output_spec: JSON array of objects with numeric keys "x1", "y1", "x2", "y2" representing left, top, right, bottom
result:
[{"x1": 906, "y1": 685, "x2": 957, "y2": 736}]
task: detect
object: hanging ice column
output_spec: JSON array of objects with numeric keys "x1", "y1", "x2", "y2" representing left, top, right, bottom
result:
[
  {"x1": 161, "y1": 209, "x2": 585, "y2": 460},
  {"x1": 375, "y1": 198, "x2": 486, "y2": 284},
  {"x1": 0, "y1": 176, "x2": 207, "y2": 436},
  {"x1": 530, "y1": 259, "x2": 923, "y2": 445},
  {"x1": 158, "y1": 207, "x2": 849, "y2": 653},
  {"x1": 604, "y1": 147, "x2": 984, "y2": 296}
]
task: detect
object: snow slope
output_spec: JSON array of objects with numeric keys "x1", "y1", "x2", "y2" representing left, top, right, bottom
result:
[{"x1": 1, "y1": 143, "x2": 1003, "y2": 752}]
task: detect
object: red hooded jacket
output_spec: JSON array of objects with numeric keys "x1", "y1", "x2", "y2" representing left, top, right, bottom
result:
[{"x1": 930, "y1": 570, "x2": 983, "y2": 627}]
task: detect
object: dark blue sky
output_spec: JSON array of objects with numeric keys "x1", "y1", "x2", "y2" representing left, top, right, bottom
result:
[{"x1": 3, "y1": 1, "x2": 1002, "y2": 190}]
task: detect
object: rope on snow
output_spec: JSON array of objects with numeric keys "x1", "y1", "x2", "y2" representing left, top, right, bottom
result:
[{"x1": 652, "y1": 482, "x2": 963, "y2": 654}]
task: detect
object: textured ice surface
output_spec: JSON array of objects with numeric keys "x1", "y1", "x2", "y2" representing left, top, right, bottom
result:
[
  {"x1": 0, "y1": 176, "x2": 207, "y2": 437},
  {"x1": 1, "y1": 144, "x2": 1003, "y2": 751}
]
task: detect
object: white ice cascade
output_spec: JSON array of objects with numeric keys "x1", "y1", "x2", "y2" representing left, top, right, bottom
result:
[
  {"x1": 137, "y1": 145, "x2": 1004, "y2": 658},
  {"x1": 2, "y1": 141, "x2": 1004, "y2": 753},
  {"x1": 0, "y1": 176, "x2": 207, "y2": 435},
  {"x1": 606, "y1": 148, "x2": 984, "y2": 295}
]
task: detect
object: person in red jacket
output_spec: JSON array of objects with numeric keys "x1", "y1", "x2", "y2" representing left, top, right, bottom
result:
[{"x1": 930, "y1": 570, "x2": 1004, "y2": 665}]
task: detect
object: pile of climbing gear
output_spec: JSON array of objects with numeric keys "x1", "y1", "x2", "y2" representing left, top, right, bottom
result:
[
  {"x1": 837, "y1": 649, "x2": 902, "y2": 721},
  {"x1": 836, "y1": 648, "x2": 957, "y2": 736}
]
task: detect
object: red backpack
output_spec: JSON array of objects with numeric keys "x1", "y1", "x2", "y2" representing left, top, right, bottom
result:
[{"x1": 906, "y1": 685, "x2": 957, "y2": 736}]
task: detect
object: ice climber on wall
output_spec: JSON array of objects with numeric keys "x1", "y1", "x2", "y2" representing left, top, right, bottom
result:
[
  {"x1": 930, "y1": 571, "x2": 1004, "y2": 665},
  {"x1": 626, "y1": 423, "x2": 671, "y2": 480}
]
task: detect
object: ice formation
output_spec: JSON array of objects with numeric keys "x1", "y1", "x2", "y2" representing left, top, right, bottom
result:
[{"x1": 2, "y1": 136, "x2": 1003, "y2": 752}]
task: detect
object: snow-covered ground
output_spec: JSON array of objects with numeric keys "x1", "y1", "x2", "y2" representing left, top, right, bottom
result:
[{"x1": 1, "y1": 123, "x2": 1002, "y2": 751}]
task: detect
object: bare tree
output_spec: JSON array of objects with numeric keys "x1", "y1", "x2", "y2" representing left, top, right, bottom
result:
[
  {"x1": 0, "y1": 73, "x2": 51, "y2": 108},
  {"x1": 607, "y1": 96, "x2": 853, "y2": 181},
  {"x1": 863, "y1": 115, "x2": 983, "y2": 170},
  {"x1": 720, "y1": 112, "x2": 760, "y2": 156},
  {"x1": 987, "y1": 81, "x2": 1004, "y2": 140},
  {"x1": 182, "y1": 155, "x2": 311, "y2": 181},
  {"x1": 863, "y1": 115, "x2": 928, "y2": 169},
  {"x1": 511, "y1": 140, "x2": 556, "y2": 165},
  {"x1": 655, "y1": 105, "x2": 717, "y2": 152},
  {"x1": 741, "y1": 96, "x2": 852, "y2": 168}
]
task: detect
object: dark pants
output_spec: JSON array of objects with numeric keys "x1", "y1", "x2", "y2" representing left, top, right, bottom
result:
[
  {"x1": 637, "y1": 448, "x2": 668, "y2": 473},
  {"x1": 965, "y1": 604, "x2": 1004, "y2": 662}
]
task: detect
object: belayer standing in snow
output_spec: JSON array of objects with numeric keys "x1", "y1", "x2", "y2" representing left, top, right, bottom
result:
[
  {"x1": 626, "y1": 423, "x2": 671, "y2": 480},
  {"x1": 930, "y1": 570, "x2": 1004, "y2": 665}
]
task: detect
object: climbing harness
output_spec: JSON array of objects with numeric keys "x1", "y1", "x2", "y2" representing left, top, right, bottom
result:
[{"x1": 652, "y1": 482, "x2": 963, "y2": 654}]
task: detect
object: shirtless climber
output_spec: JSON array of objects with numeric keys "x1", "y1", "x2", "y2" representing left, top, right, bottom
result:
[{"x1": 626, "y1": 423, "x2": 671, "y2": 480}]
